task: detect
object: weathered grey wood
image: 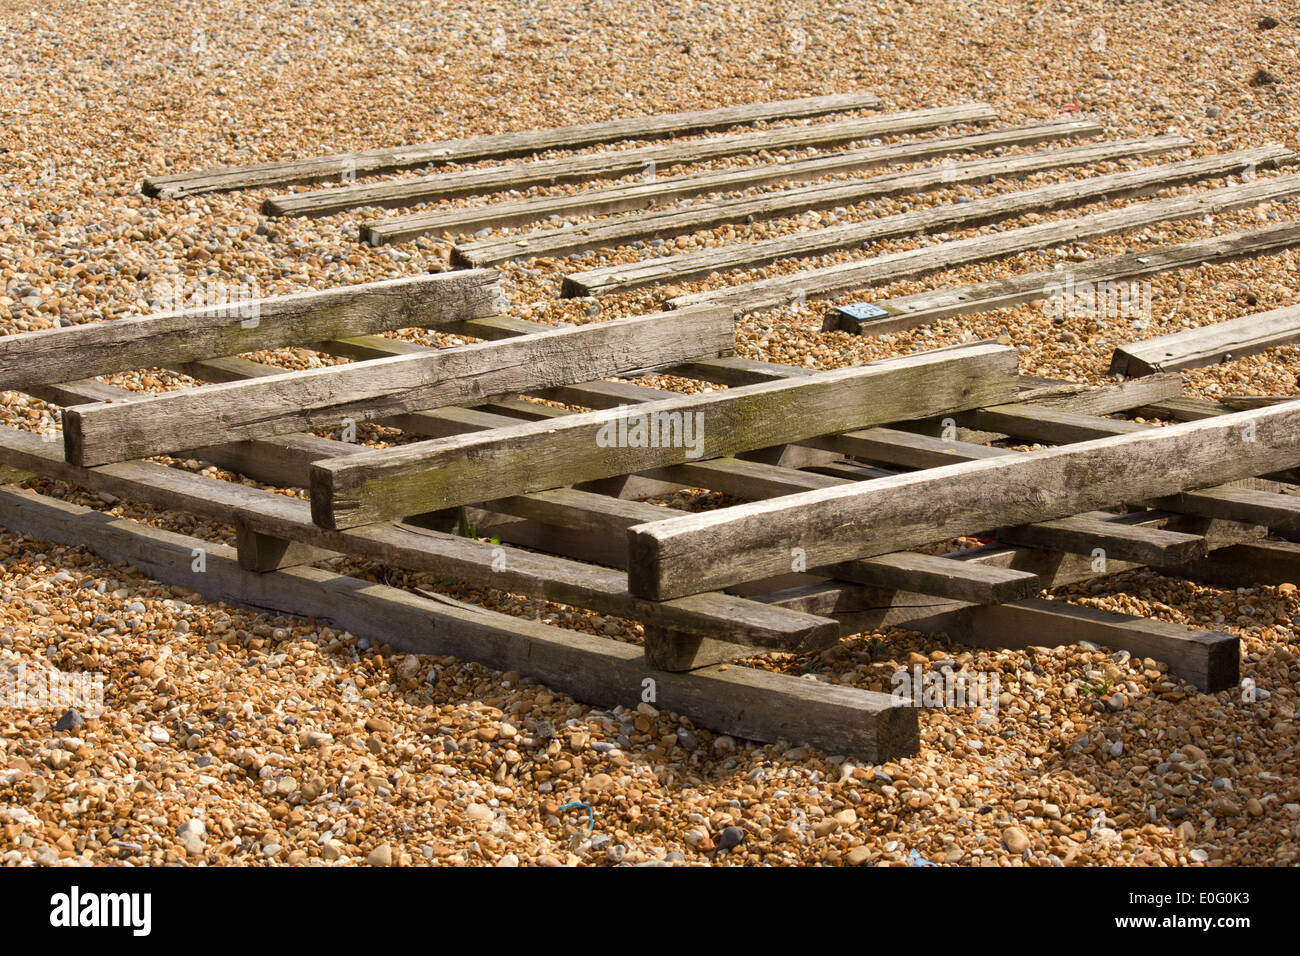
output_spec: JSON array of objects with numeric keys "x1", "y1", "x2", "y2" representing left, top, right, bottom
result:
[
  {"x1": 828, "y1": 221, "x2": 1300, "y2": 335},
  {"x1": 1110, "y1": 303, "x2": 1300, "y2": 376},
  {"x1": 626, "y1": 403, "x2": 1300, "y2": 599},
  {"x1": 910, "y1": 598, "x2": 1239, "y2": 693},
  {"x1": 267, "y1": 104, "x2": 993, "y2": 218},
  {"x1": 235, "y1": 524, "x2": 335, "y2": 572},
  {"x1": 1175, "y1": 540, "x2": 1300, "y2": 588},
  {"x1": 762, "y1": 511, "x2": 1264, "y2": 635},
  {"x1": 0, "y1": 424, "x2": 839, "y2": 651},
  {"x1": 62, "y1": 306, "x2": 735, "y2": 466},
  {"x1": 364, "y1": 120, "x2": 1104, "y2": 244},
  {"x1": 462, "y1": 134, "x2": 1192, "y2": 270},
  {"x1": 309, "y1": 343, "x2": 1021, "y2": 529},
  {"x1": 957, "y1": 404, "x2": 1149, "y2": 444},
  {"x1": 994, "y1": 512, "x2": 1208, "y2": 565},
  {"x1": 565, "y1": 136, "x2": 1217, "y2": 294},
  {"x1": 0, "y1": 271, "x2": 499, "y2": 392},
  {"x1": 822, "y1": 551, "x2": 1039, "y2": 605},
  {"x1": 669, "y1": 173, "x2": 1300, "y2": 315},
  {"x1": 1157, "y1": 486, "x2": 1300, "y2": 537},
  {"x1": 143, "y1": 92, "x2": 884, "y2": 199},
  {"x1": 0, "y1": 485, "x2": 913, "y2": 759}
]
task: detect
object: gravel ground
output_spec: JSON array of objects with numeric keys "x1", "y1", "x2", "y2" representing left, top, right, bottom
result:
[{"x1": 2, "y1": 0, "x2": 1299, "y2": 866}]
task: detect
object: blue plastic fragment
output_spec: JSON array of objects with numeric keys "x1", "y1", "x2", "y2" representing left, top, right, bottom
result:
[{"x1": 907, "y1": 849, "x2": 937, "y2": 867}]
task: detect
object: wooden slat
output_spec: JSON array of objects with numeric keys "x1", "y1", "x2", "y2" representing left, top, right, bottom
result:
[
  {"x1": 1110, "y1": 303, "x2": 1300, "y2": 376},
  {"x1": 911, "y1": 598, "x2": 1239, "y2": 693},
  {"x1": 364, "y1": 119, "x2": 1104, "y2": 244},
  {"x1": 994, "y1": 513, "x2": 1208, "y2": 565},
  {"x1": 309, "y1": 343, "x2": 1022, "y2": 529},
  {"x1": 0, "y1": 485, "x2": 914, "y2": 760},
  {"x1": 142, "y1": 92, "x2": 884, "y2": 199},
  {"x1": 829, "y1": 221, "x2": 1300, "y2": 335},
  {"x1": 625, "y1": 403, "x2": 1300, "y2": 599},
  {"x1": 668, "y1": 172, "x2": 1300, "y2": 315},
  {"x1": 266, "y1": 104, "x2": 995, "y2": 218},
  {"x1": 1176, "y1": 540, "x2": 1300, "y2": 588},
  {"x1": 0, "y1": 271, "x2": 498, "y2": 392},
  {"x1": 563, "y1": 136, "x2": 1205, "y2": 295},
  {"x1": 460, "y1": 134, "x2": 1191, "y2": 270},
  {"x1": 61, "y1": 306, "x2": 735, "y2": 466}
]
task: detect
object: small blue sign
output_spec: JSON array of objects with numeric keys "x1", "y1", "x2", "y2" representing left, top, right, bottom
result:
[{"x1": 832, "y1": 302, "x2": 890, "y2": 321}]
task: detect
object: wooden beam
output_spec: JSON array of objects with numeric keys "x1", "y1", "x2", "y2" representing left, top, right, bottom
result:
[
  {"x1": 1175, "y1": 540, "x2": 1300, "y2": 588},
  {"x1": 363, "y1": 119, "x2": 1103, "y2": 244},
  {"x1": 626, "y1": 403, "x2": 1300, "y2": 599},
  {"x1": 266, "y1": 103, "x2": 994, "y2": 218},
  {"x1": 1110, "y1": 303, "x2": 1300, "y2": 376},
  {"x1": 910, "y1": 598, "x2": 1239, "y2": 693},
  {"x1": 0, "y1": 484, "x2": 914, "y2": 759},
  {"x1": 461, "y1": 134, "x2": 1192, "y2": 270},
  {"x1": 828, "y1": 221, "x2": 1300, "y2": 335},
  {"x1": 668, "y1": 172, "x2": 1300, "y2": 315},
  {"x1": 62, "y1": 306, "x2": 735, "y2": 466},
  {"x1": 565, "y1": 136, "x2": 1219, "y2": 294},
  {"x1": 309, "y1": 343, "x2": 1021, "y2": 529},
  {"x1": 142, "y1": 92, "x2": 884, "y2": 198},
  {"x1": 0, "y1": 271, "x2": 499, "y2": 392},
  {"x1": 993, "y1": 512, "x2": 1208, "y2": 565}
]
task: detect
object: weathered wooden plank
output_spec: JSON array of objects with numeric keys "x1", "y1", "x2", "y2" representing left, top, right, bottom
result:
[
  {"x1": 669, "y1": 173, "x2": 1300, "y2": 315},
  {"x1": 910, "y1": 598, "x2": 1239, "y2": 693},
  {"x1": 1157, "y1": 486, "x2": 1300, "y2": 537},
  {"x1": 828, "y1": 221, "x2": 1300, "y2": 335},
  {"x1": 267, "y1": 104, "x2": 994, "y2": 218},
  {"x1": 626, "y1": 403, "x2": 1300, "y2": 600},
  {"x1": 1110, "y1": 303, "x2": 1300, "y2": 376},
  {"x1": 463, "y1": 134, "x2": 1191, "y2": 270},
  {"x1": 0, "y1": 271, "x2": 499, "y2": 392},
  {"x1": 62, "y1": 306, "x2": 735, "y2": 466},
  {"x1": 994, "y1": 512, "x2": 1208, "y2": 565},
  {"x1": 0, "y1": 485, "x2": 913, "y2": 759},
  {"x1": 309, "y1": 343, "x2": 1022, "y2": 529},
  {"x1": 143, "y1": 92, "x2": 884, "y2": 199},
  {"x1": 565, "y1": 136, "x2": 1215, "y2": 294},
  {"x1": 364, "y1": 119, "x2": 1104, "y2": 244}
]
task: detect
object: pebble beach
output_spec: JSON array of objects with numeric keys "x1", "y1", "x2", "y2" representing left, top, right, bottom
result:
[{"x1": 1, "y1": 0, "x2": 1298, "y2": 866}]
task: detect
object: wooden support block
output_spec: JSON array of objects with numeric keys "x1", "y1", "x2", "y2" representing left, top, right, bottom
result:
[
  {"x1": 235, "y1": 524, "x2": 336, "y2": 572},
  {"x1": 62, "y1": 306, "x2": 735, "y2": 466},
  {"x1": 143, "y1": 92, "x2": 884, "y2": 198},
  {"x1": 669, "y1": 173, "x2": 1300, "y2": 315},
  {"x1": 309, "y1": 342, "x2": 1021, "y2": 529},
  {"x1": 0, "y1": 484, "x2": 914, "y2": 760},
  {"x1": 364, "y1": 119, "x2": 1102, "y2": 244},
  {"x1": 1110, "y1": 303, "x2": 1300, "y2": 376},
  {"x1": 909, "y1": 598, "x2": 1239, "y2": 693},
  {"x1": 0, "y1": 271, "x2": 499, "y2": 392},
  {"x1": 643, "y1": 626, "x2": 767, "y2": 671},
  {"x1": 626, "y1": 403, "x2": 1300, "y2": 600}
]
